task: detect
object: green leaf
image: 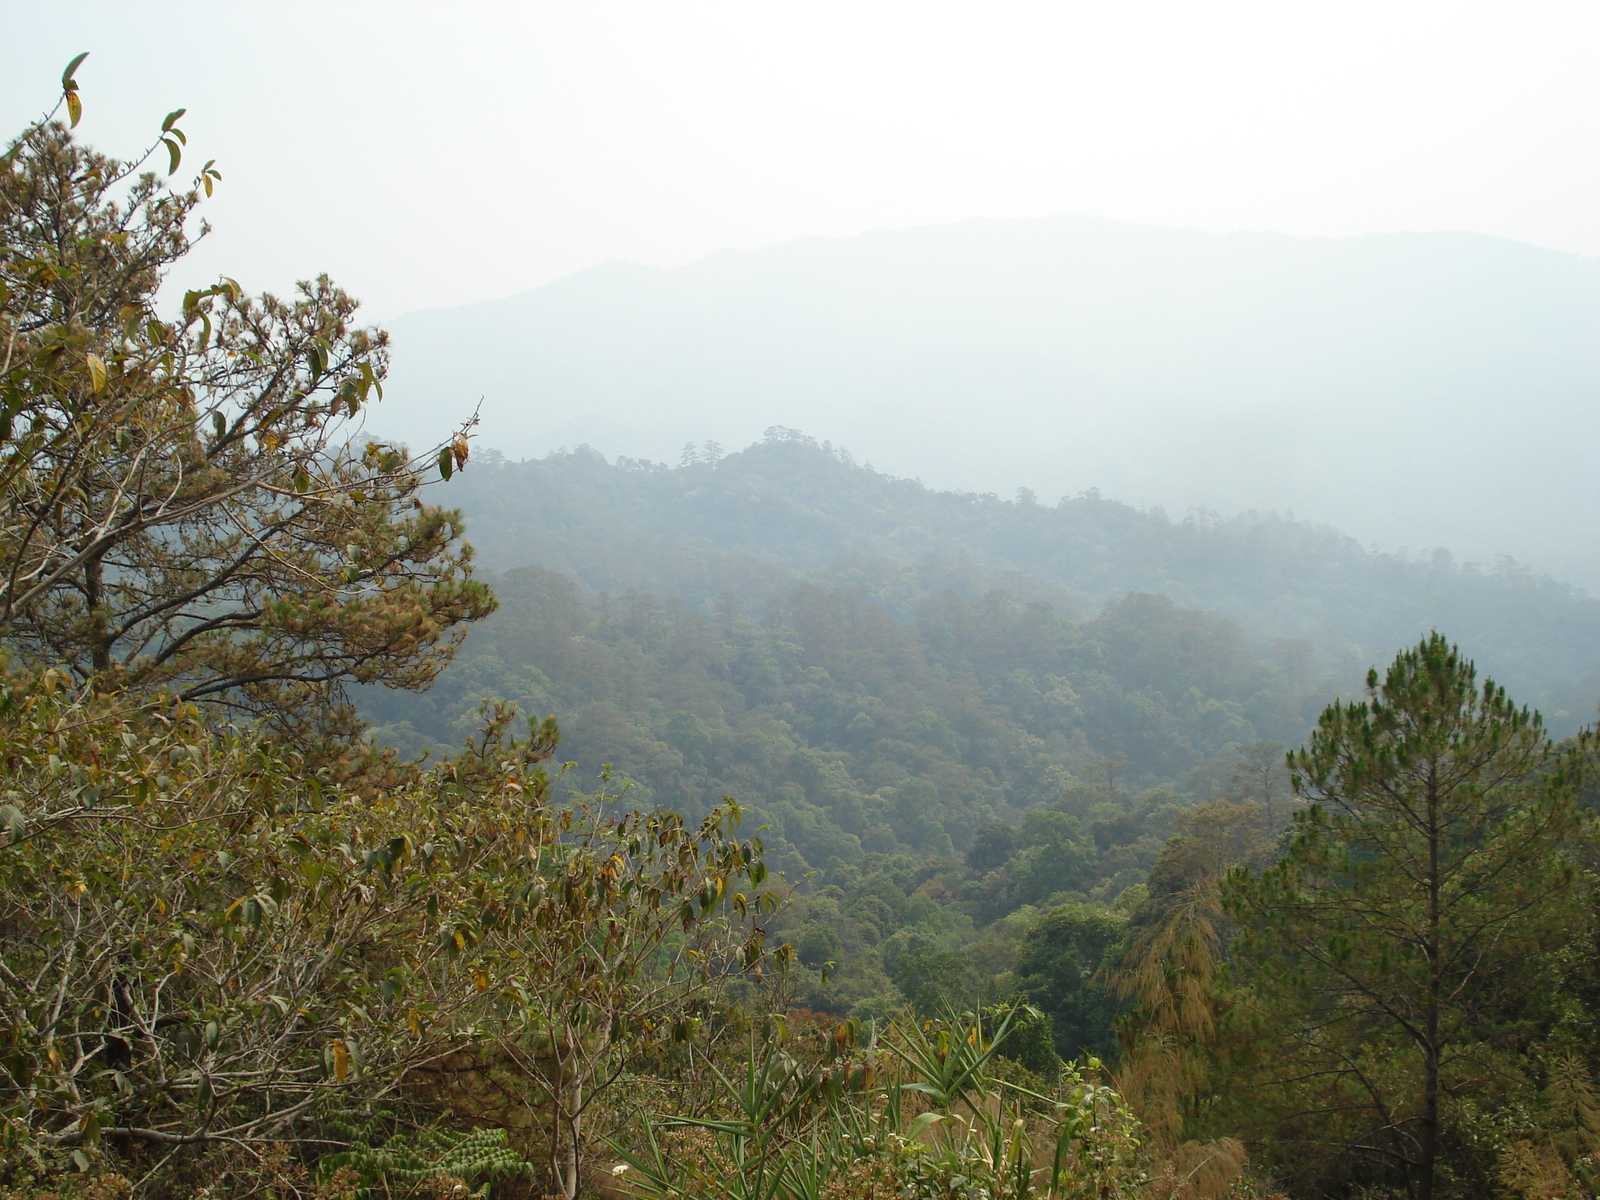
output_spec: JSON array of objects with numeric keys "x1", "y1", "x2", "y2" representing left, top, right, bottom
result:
[
  {"x1": 212, "y1": 411, "x2": 226, "y2": 441},
  {"x1": 161, "y1": 108, "x2": 187, "y2": 133},
  {"x1": 62, "y1": 52, "x2": 89, "y2": 88},
  {"x1": 162, "y1": 137, "x2": 181, "y2": 175},
  {"x1": 437, "y1": 446, "x2": 453, "y2": 481}
]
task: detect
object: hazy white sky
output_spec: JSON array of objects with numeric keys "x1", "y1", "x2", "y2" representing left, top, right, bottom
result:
[{"x1": 4, "y1": 1, "x2": 1597, "y2": 320}]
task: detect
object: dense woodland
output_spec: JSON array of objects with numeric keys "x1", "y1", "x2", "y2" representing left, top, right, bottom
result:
[
  {"x1": 4, "y1": 64, "x2": 1600, "y2": 1200},
  {"x1": 434, "y1": 435, "x2": 1600, "y2": 735},
  {"x1": 363, "y1": 560, "x2": 1321, "y2": 1025}
]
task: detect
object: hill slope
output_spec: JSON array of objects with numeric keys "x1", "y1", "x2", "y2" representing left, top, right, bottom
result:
[
  {"x1": 411, "y1": 433, "x2": 1599, "y2": 735},
  {"x1": 375, "y1": 216, "x2": 1600, "y2": 588},
  {"x1": 356, "y1": 436, "x2": 1597, "y2": 1022}
]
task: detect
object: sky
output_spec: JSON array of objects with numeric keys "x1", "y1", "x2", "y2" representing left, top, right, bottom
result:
[{"x1": 3, "y1": 1, "x2": 1597, "y2": 321}]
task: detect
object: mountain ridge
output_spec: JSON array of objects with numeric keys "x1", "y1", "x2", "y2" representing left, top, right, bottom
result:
[
  {"x1": 374, "y1": 214, "x2": 1600, "y2": 588},
  {"x1": 434, "y1": 432, "x2": 1600, "y2": 737}
]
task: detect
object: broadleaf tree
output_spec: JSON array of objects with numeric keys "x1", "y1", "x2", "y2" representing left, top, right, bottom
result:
[{"x1": 0, "y1": 675, "x2": 785, "y2": 1198}]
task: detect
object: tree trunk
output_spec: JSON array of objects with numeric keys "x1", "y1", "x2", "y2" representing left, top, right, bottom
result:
[
  {"x1": 560, "y1": 1081, "x2": 582, "y2": 1200},
  {"x1": 1417, "y1": 765, "x2": 1442, "y2": 1200}
]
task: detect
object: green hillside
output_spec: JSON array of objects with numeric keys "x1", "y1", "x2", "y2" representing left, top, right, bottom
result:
[
  {"x1": 397, "y1": 429, "x2": 1600, "y2": 724},
  {"x1": 362, "y1": 432, "x2": 1600, "y2": 1019}
]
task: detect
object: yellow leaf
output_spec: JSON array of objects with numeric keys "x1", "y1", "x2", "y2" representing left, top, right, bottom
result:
[
  {"x1": 86, "y1": 353, "x2": 106, "y2": 393},
  {"x1": 331, "y1": 1039, "x2": 350, "y2": 1083}
]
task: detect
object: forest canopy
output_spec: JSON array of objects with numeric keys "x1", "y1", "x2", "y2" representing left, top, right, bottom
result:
[{"x1": 434, "y1": 432, "x2": 1600, "y2": 735}]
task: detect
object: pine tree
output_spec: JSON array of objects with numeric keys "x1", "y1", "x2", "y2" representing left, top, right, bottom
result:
[
  {"x1": 1225, "y1": 633, "x2": 1592, "y2": 1198},
  {"x1": 0, "y1": 58, "x2": 494, "y2": 747}
]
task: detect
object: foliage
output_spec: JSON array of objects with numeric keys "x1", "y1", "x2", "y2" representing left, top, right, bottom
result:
[
  {"x1": 436, "y1": 435, "x2": 1600, "y2": 733},
  {"x1": 0, "y1": 670, "x2": 781, "y2": 1197},
  {"x1": 0, "y1": 59, "x2": 493, "y2": 749},
  {"x1": 1495, "y1": 1053, "x2": 1600, "y2": 1200},
  {"x1": 1109, "y1": 877, "x2": 1227, "y2": 1152},
  {"x1": 1013, "y1": 905, "x2": 1126, "y2": 1061},
  {"x1": 610, "y1": 1008, "x2": 1145, "y2": 1200},
  {"x1": 368, "y1": 566, "x2": 1325, "y2": 827},
  {"x1": 364, "y1": 561, "x2": 1317, "y2": 909},
  {"x1": 1222, "y1": 634, "x2": 1594, "y2": 1198},
  {"x1": 359, "y1": 554, "x2": 1326, "y2": 1050},
  {"x1": 8, "y1": 56, "x2": 1600, "y2": 1200},
  {"x1": 317, "y1": 1125, "x2": 529, "y2": 1199}
]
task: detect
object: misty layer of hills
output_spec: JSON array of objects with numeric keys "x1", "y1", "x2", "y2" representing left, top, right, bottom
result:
[
  {"x1": 374, "y1": 433, "x2": 1599, "y2": 748},
  {"x1": 377, "y1": 216, "x2": 1600, "y2": 590},
  {"x1": 356, "y1": 432, "x2": 1598, "y2": 898}
]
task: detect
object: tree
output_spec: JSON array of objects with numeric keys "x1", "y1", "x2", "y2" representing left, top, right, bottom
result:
[
  {"x1": 1224, "y1": 634, "x2": 1592, "y2": 1199},
  {"x1": 965, "y1": 818, "x2": 1020, "y2": 874},
  {"x1": 894, "y1": 946, "x2": 984, "y2": 1017},
  {"x1": 1171, "y1": 797, "x2": 1276, "y2": 872},
  {"x1": 0, "y1": 58, "x2": 493, "y2": 747},
  {"x1": 1110, "y1": 868, "x2": 1252, "y2": 1200},
  {"x1": 1006, "y1": 809, "x2": 1100, "y2": 908},
  {"x1": 1112, "y1": 869, "x2": 1225, "y2": 1145},
  {"x1": 1014, "y1": 903, "x2": 1126, "y2": 1060},
  {"x1": 1225, "y1": 741, "x2": 1293, "y2": 833},
  {"x1": 471, "y1": 774, "x2": 788, "y2": 1200}
]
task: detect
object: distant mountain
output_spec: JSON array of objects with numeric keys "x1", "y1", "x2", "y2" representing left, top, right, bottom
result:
[
  {"x1": 375, "y1": 216, "x2": 1600, "y2": 590},
  {"x1": 431, "y1": 434, "x2": 1600, "y2": 737}
]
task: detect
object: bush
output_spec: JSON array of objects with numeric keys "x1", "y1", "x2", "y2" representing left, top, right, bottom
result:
[
  {"x1": 0, "y1": 674, "x2": 783, "y2": 1197},
  {"x1": 611, "y1": 1007, "x2": 1145, "y2": 1200}
]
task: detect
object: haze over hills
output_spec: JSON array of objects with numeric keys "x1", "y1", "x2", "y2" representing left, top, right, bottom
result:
[
  {"x1": 392, "y1": 434, "x2": 1600, "y2": 744},
  {"x1": 377, "y1": 216, "x2": 1600, "y2": 591}
]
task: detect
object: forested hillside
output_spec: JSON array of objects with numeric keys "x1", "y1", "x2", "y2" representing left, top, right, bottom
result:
[
  {"x1": 364, "y1": 558, "x2": 1312, "y2": 1025},
  {"x1": 393, "y1": 430, "x2": 1600, "y2": 733},
  {"x1": 363, "y1": 431, "x2": 1600, "y2": 1030},
  {"x1": 366, "y1": 561, "x2": 1319, "y2": 833}
]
